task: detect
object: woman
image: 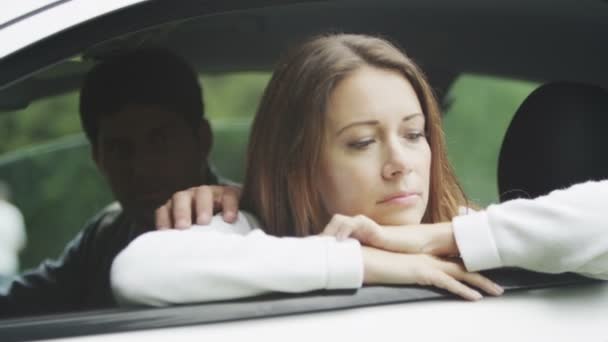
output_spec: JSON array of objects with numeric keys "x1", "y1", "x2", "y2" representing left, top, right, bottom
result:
[{"x1": 110, "y1": 33, "x2": 503, "y2": 306}]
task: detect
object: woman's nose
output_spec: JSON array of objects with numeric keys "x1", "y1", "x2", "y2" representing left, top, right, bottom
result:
[{"x1": 382, "y1": 140, "x2": 410, "y2": 179}]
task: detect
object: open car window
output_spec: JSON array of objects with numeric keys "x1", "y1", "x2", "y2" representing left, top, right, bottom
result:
[
  {"x1": 0, "y1": 72, "x2": 537, "y2": 273},
  {"x1": 0, "y1": 72, "x2": 269, "y2": 271},
  {"x1": 443, "y1": 74, "x2": 539, "y2": 206}
]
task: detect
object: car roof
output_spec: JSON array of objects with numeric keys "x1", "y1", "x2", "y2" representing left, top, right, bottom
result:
[
  {"x1": 0, "y1": 0, "x2": 147, "y2": 60},
  {"x1": 0, "y1": 0, "x2": 607, "y2": 111}
]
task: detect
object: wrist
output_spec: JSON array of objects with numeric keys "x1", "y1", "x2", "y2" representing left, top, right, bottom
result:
[
  {"x1": 361, "y1": 246, "x2": 387, "y2": 284},
  {"x1": 421, "y1": 222, "x2": 458, "y2": 256}
]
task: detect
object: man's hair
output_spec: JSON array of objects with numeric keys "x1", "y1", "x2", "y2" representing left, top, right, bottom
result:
[{"x1": 79, "y1": 48, "x2": 204, "y2": 146}]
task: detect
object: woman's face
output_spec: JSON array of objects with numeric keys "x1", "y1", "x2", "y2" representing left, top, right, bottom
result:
[{"x1": 318, "y1": 66, "x2": 431, "y2": 226}]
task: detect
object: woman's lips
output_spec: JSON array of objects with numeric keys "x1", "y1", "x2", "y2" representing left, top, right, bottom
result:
[{"x1": 377, "y1": 192, "x2": 421, "y2": 206}]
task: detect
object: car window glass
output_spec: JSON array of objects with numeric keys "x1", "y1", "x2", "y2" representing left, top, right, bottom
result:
[
  {"x1": 0, "y1": 70, "x2": 537, "y2": 318},
  {"x1": 203, "y1": 72, "x2": 270, "y2": 182},
  {"x1": 443, "y1": 74, "x2": 539, "y2": 206},
  {"x1": 0, "y1": 72, "x2": 270, "y2": 272}
]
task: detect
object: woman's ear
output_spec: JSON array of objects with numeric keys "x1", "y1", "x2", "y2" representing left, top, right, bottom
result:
[{"x1": 198, "y1": 119, "x2": 213, "y2": 158}]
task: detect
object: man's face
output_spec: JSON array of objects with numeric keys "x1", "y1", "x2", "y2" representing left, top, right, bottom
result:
[{"x1": 93, "y1": 104, "x2": 211, "y2": 224}]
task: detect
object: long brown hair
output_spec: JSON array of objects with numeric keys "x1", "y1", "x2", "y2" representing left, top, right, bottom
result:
[{"x1": 241, "y1": 33, "x2": 466, "y2": 236}]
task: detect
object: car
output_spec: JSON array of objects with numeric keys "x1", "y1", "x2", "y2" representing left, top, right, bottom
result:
[{"x1": 1, "y1": 0, "x2": 607, "y2": 341}]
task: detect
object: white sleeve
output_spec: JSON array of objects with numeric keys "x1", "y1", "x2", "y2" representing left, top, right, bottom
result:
[
  {"x1": 111, "y1": 211, "x2": 363, "y2": 306},
  {"x1": 452, "y1": 180, "x2": 608, "y2": 279}
]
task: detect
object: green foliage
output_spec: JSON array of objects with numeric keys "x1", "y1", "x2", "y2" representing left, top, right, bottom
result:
[
  {"x1": 202, "y1": 72, "x2": 270, "y2": 120},
  {"x1": 201, "y1": 72, "x2": 270, "y2": 183},
  {"x1": 443, "y1": 74, "x2": 538, "y2": 206},
  {"x1": 0, "y1": 92, "x2": 82, "y2": 155},
  {"x1": 0, "y1": 136, "x2": 112, "y2": 269}
]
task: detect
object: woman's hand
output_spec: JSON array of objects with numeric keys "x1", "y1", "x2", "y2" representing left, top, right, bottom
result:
[
  {"x1": 154, "y1": 185, "x2": 242, "y2": 229},
  {"x1": 362, "y1": 247, "x2": 503, "y2": 300},
  {"x1": 321, "y1": 214, "x2": 459, "y2": 256},
  {"x1": 321, "y1": 214, "x2": 386, "y2": 244}
]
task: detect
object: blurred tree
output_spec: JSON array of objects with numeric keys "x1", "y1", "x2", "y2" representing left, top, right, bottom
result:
[
  {"x1": 443, "y1": 74, "x2": 538, "y2": 206},
  {"x1": 0, "y1": 92, "x2": 82, "y2": 155}
]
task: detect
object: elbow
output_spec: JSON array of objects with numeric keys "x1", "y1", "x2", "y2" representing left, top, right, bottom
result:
[
  {"x1": 111, "y1": 248, "x2": 147, "y2": 306},
  {"x1": 110, "y1": 234, "x2": 167, "y2": 307}
]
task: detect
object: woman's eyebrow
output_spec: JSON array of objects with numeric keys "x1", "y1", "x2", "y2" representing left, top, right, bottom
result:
[
  {"x1": 336, "y1": 120, "x2": 378, "y2": 136},
  {"x1": 336, "y1": 112, "x2": 423, "y2": 136},
  {"x1": 403, "y1": 113, "x2": 424, "y2": 122}
]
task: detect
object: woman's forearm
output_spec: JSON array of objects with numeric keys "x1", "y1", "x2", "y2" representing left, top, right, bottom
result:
[
  {"x1": 111, "y1": 213, "x2": 363, "y2": 306},
  {"x1": 453, "y1": 180, "x2": 608, "y2": 279}
]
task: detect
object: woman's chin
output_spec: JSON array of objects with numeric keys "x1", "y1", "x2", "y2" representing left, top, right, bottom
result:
[{"x1": 372, "y1": 210, "x2": 424, "y2": 226}]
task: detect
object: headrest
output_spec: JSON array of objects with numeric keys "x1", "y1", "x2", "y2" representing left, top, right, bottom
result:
[{"x1": 498, "y1": 82, "x2": 608, "y2": 202}]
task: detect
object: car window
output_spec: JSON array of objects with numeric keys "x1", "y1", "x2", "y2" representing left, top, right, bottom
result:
[
  {"x1": 0, "y1": 91, "x2": 110, "y2": 271},
  {"x1": 203, "y1": 72, "x2": 271, "y2": 182},
  {"x1": 0, "y1": 71, "x2": 537, "y2": 274},
  {"x1": 443, "y1": 74, "x2": 539, "y2": 206},
  {"x1": 0, "y1": 72, "x2": 270, "y2": 271}
]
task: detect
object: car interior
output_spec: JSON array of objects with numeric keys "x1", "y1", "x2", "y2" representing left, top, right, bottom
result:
[
  {"x1": 0, "y1": 0, "x2": 607, "y2": 340},
  {"x1": 498, "y1": 82, "x2": 608, "y2": 201}
]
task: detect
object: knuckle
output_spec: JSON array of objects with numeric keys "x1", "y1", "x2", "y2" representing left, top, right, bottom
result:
[
  {"x1": 196, "y1": 185, "x2": 212, "y2": 196},
  {"x1": 424, "y1": 271, "x2": 443, "y2": 286},
  {"x1": 171, "y1": 191, "x2": 184, "y2": 201}
]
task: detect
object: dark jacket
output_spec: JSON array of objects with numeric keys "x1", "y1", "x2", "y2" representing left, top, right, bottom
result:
[
  {"x1": 0, "y1": 167, "x2": 223, "y2": 319},
  {"x1": 0, "y1": 203, "x2": 149, "y2": 318}
]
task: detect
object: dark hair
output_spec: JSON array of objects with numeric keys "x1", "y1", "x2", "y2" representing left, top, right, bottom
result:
[
  {"x1": 241, "y1": 33, "x2": 467, "y2": 236},
  {"x1": 79, "y1": 48, "x2": 204, "y2": 146}
]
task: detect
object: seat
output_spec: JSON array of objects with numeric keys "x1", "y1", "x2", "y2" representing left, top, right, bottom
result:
[{"x1": 498, "y1": 82, "x2": 608, "y2": 202}]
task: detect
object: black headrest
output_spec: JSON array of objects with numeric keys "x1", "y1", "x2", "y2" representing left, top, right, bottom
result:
[{"x1": 498, "y1": 82, "x2": 608, "y2": 202}]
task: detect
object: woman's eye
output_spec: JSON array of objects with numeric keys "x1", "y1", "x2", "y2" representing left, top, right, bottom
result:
[
  {"x1": 347, "y1": 139, "x2": 375, "y2": 150},
  {"x1": 404, "y1": 131, "x2": 426, "y2": 142}
]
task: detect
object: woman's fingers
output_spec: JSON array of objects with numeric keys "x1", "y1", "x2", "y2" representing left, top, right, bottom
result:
[
  {"x1": 321, "y1": 214, "x2": 347, "y2": 237},
  {"x1": 438, "y1": 258, "x2": 504, "y2": 297},
  {"x1": 321, "y1": 214, "x2": 384, "y2": 245},
  {"x1": 349, "y1": 216, "x2": 383, "y2": 245},
  {"x1": 461, "y1": 272, "x2": 504, "y2": 296},
  {"x1": 321, "y1": 215, "x2": 369, "y2": 241},
  {"x1": 425, "y1": 270, "x2": 483, "y2": 301},
  {"x1": 336, "y1": 216, "x2": 357, "y2": 240}
]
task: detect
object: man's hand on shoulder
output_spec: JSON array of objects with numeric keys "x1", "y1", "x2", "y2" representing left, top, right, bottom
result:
[{"x1": 155, "y1": 185, "x2": 242, "y2": 229}]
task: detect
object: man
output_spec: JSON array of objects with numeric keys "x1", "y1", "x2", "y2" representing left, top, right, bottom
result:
[{"x1": 0, "y1": 49, "x2": 239, "y2": 318}]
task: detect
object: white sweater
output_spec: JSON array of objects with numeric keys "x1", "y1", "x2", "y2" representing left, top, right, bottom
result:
[
  {"x1": 111, "y1": 213, "x2": 363, "y2": 306},
  {"x1": 453, "y1": 180, "x2": 608, "y2": 279},
  {"x1": 111, "y1": 180, "x2": 608, "y2": 306}
]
